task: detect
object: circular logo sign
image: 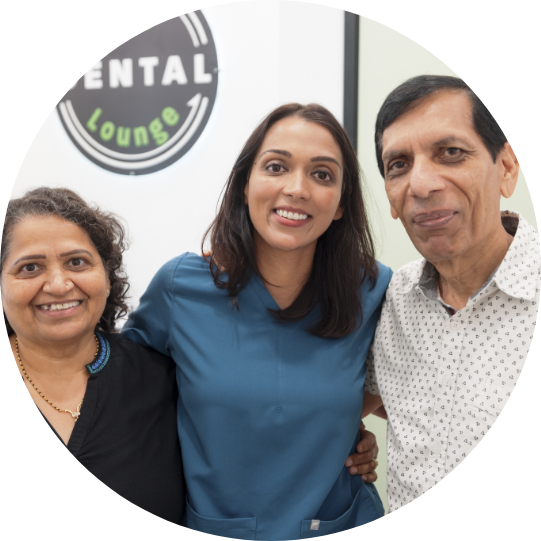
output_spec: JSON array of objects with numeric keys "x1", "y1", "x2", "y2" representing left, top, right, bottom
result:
[{"x1": 57, "y1": 13, "x2": 218, "y2": 175}]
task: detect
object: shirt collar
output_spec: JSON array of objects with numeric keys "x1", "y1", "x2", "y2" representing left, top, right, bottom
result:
[
  {"x1": 397, "y1": 211, "x2": 540, "y2": 302},
  {"x1": 491, "y1": 211, "x2": 540, "y2": 302},
  {"x1": 396, "y1": 258, "x2": 428, "y2": 295}
]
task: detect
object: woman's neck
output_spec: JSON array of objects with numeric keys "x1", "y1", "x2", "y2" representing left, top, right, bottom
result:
[
  {"x1": 254, "y1": 237, "x2": 316, "y2": 310},
  {"x1": 11, "y1": 332, "x2": 98, "y2": 378}
]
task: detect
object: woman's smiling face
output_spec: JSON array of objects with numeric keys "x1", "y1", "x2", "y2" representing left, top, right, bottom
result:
[
  {"x1": 1, "y1": 215, "x2": 110, "y2": 346},
  {"x1": 245, "y1": 116, "x2": 344, "y2": 258}
]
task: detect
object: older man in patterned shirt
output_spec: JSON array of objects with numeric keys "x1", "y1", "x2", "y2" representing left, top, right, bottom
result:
[{"x1": 347, "y1": 75, "x2": 540, "y2": 511}]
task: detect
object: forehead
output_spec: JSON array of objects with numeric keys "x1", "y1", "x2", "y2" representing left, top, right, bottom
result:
[
  {"x1": 8, "y1": 215, "x2": 95, "y2": 254},
  {"x1": 261, "y1": 117, "x2": 342, "y2": 159},
  {"x1": 381, "y1": 91, "x2": 478, "y2": 156}
]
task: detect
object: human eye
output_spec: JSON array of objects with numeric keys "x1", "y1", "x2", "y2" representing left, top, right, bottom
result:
[
  {"x1": 313, "y1": 169, "x2": 334, "y2": 183},
  {"x1": 386, "y1": 160, "x2": 408, "y2": 177},
  {"x1": 19, "y1": 263, "x2": 41, "y2": 274},
  {"x1": 265, "y1": 162, "x2": 286, "y2": 174},
  {"x1": 67, "y1": 257, "x2": 88, "y2": 269},
  {"x1": 442, "y1": 147, "x2": 464, "y2": 159}
]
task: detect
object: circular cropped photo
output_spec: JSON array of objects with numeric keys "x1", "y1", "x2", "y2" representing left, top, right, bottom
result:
[{"x1": 3, "y1": 1, "x2": 538, "y2": 539}]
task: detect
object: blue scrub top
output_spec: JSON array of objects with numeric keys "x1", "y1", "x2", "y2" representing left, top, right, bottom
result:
[{"x1": 123, "y1": 253, "x2": 392, "y2": 540}]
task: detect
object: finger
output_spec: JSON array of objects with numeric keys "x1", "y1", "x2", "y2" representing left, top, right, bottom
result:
[
  {"x1": 360, "y1": 472, "x2": 378, "y2": 483},
  {"x1": 355, "y1": 434, "x2": 376, "y2": 454},
  {"x1": 345, "y1": 450, "x2": 377, "y2": 468},
  {"x1": 345, "y1": 451, "x2": 368, "y2": 467},
  {"x1": 345, "y1": 450, "x2": 372, "y2": 467},
  {"x1": 350, "y1": 460, "x2": 378, "y2": 476},
  {"x1": 347, "y1": 460, "x2": 378, "y2": 475}
]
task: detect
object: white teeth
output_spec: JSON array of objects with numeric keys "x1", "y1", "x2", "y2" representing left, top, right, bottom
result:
[
  {"x1": 276, "y1": 210, "x2": 308, "y2": 220},
  {"x1": 40, "y1": 301, "x2": 81, "y2": 311}
]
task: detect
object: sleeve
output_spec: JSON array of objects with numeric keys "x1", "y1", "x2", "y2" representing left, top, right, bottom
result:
[
  {"x1": 122, "y1": 255, "x2": 186, "y2": 357},
  {"x1": 364, "y1": 343, "x2": 381, "y2": 396},
  {"x1": 364, "y1": 264, "x2": 392, "y2": 396}
]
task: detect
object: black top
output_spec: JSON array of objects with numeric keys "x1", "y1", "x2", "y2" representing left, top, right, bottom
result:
[{"x1": 42, "y1": 332, "x2": 185, "y2": 525}]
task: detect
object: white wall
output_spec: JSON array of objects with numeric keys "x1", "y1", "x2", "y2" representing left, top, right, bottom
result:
[
  {"x1": 357, "y1": 15, "x2": 537, "y2": 513},
  {"x1": 13, "y1": 0, "x2": 345, "y2": 312}
]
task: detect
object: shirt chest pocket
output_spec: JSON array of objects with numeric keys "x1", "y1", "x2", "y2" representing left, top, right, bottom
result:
[{"x1": 472, "y1": 378, "x2": 516, "y2": 417}]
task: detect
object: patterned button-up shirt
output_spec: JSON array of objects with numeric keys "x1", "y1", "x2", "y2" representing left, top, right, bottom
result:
[{"x1": 366, "y1": 211, "x2": 540, "y2": 511}]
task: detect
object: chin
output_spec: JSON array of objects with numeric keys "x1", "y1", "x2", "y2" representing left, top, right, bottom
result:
[
  {"x1": 38, "y1": 323, "x2": 91, "y2": 341},
  {"x1": 271, "y1": 243, "x2": 304, "y2": 253},
  {"x1": 263, "y1": 235, "x2": 303, "y2": 251},
  {"x1": 417, "y1": 238, "x2": 460, "y2": 262}
]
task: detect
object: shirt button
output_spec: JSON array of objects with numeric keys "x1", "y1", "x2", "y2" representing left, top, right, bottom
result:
[
  {"x1": 450, "y1": 320, "x2": 459, "y2": 329},
  {"x1": 433, "y1": 444, "x2": 441, "y2": 454}
]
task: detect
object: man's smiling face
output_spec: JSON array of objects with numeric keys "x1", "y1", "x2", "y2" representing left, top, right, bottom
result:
[{"x1": 381, "y1": 90, "x2": 513, "y2": 264}]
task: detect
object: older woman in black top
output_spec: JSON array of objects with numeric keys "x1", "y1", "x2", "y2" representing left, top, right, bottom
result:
[{"x1": 1, "y1": 187, "x2": 184, "y2": 524}]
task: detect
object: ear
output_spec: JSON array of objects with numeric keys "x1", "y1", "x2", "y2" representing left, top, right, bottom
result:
[
  {"x1": 499, "y1": 142, "x2": 519, "y2": 199},
  {"x1": 333, "y1": 204, "x2": 344, "y2": 221},
  {"x1": 390, "y1": 204, "x2": 399, "y2": 220}
]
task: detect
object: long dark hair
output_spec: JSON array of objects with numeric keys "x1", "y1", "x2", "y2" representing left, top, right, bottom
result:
[
  {"x1": 202, "y1": 103, "x2": 378, "y2": 339},
  {"x1": 1, "y1": 187, "x2": 129, "y2": 335}
]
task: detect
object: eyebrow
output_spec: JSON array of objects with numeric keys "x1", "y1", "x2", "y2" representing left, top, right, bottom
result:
[
  {"x1": 382, "y1": 136, "x2": 473, "y2": 164},
  {"x1": 12, "y1": 249, "x2": 93, "y2": 266},
  {"x1": 258, "y1": 149, "x2": 342, "y2": 169},
  {"x1": 381, "y1": 148, "x2": 405, "y2": 165},
  {"x1": 311, "y1": 156, "x2": 342, "y2": 170},
  {"x1": 431, "y1": 136, "x2": 472, "y2": 149},
  {"x1": 259, "y1": 149, "x2": 292, "y2": 159}
]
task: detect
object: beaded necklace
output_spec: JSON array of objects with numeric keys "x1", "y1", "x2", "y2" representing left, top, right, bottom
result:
[{"x1": 15, "y1": 334, "x2": 99, "y2": 421}]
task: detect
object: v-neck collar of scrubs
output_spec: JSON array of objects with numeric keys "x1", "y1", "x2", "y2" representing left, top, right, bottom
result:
[{"x1": 248, "y1": 272, "x2": 281, "y2": 311}]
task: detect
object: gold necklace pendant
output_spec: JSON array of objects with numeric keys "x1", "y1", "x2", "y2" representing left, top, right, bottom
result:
[{"x1": 64, "y1": 401, "x2": 83, "y2": 421}]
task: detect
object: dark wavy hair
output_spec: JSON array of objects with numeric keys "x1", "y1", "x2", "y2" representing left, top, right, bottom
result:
[
  {"x1": 1, "y1": 187, "x2": 129, "y2": 335},
  {"x1": 203, "y1": 103, "x2": 378, "y2": 339},
  {"x1": 375, "y1": 75, "x2": 508, "y2": 177}
]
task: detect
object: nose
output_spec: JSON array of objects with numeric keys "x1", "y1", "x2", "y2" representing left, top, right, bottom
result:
[
  {"x1": 42, "y1": 267, "x2": 73, "y2": 295},
  {"x1": 282, "y1": 169, "x2": 310, "y2": 200},
  {"x1": 408, "y1": 157, "x2": 446, "y2": 199}
]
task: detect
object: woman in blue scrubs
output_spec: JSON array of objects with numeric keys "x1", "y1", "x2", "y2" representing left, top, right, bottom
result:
[{"x1": 123, "y1": 103, "x2": 392, "y2": 540}]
